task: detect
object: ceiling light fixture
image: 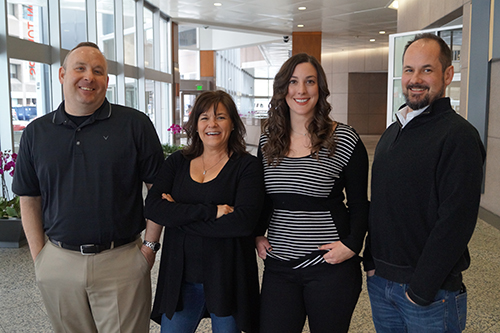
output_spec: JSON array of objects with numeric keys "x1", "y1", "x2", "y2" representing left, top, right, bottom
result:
[
  {"x1": 387, "y1": 0, "x2": 398, "y2": 10},
  {"x1": 297, "y1": 24, "x2": 304, "y2": 28},
  {"x1": 379, "y1": 31, "x2": 386, "y2": 34},
  {"x1": 298, "y1": 7, "x2": 306, "y2": 10},
  {"x1": 370, "y1": 39, "x2": 376, "y2": 42},
  {"x1": 214, "y1": 2, "x2": 222, "y2": 6}
]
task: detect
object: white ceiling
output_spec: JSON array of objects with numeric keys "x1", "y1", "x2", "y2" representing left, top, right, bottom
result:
[{"x1": 151, "y1": 0, "x2": 398, "y2": 67}]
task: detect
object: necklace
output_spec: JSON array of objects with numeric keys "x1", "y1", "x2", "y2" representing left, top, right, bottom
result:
[
  {"x1": 291, "y1": 128, "x2": 308, "y2": 136},
  {"x1": 202, "y1": 154, "x2": 226, "y2": 175}
]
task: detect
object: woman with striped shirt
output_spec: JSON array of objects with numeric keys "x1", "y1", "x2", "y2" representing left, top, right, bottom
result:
[{"x1": 256, "y1": 53, "x2": 369, "y2": 333}]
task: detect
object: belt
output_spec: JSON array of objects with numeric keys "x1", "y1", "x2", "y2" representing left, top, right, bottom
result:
[{"x1": 49, "y1": 234, "x2": 140, "y2": 255}]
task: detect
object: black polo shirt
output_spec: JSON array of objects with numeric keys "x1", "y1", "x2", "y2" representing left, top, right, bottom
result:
[{"x1": 13, "y1": 99, "x2": 164, "y2": 245}]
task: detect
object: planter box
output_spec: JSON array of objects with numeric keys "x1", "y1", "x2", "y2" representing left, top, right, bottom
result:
[{"x1": 0, "y1": 218, "x2": 27, "y2": 248}]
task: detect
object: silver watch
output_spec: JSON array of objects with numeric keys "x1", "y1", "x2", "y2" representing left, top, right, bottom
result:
[{"x1": 143, "y1": 240, "x2": 161, "y2": 252}]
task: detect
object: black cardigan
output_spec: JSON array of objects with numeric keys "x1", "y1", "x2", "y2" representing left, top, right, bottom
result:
[{"x1": 145, "y1": 151, "x2": 264, "y2": 332}]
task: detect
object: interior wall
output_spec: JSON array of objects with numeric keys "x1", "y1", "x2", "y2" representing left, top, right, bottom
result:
[
  {"x1": 482, "y1": 61, "x2": 500, "y2": 218},
  {"x1": 347, "y1": 73, "x2": 387, "y2": 135},
  {"x1": 397, "y1": 0, "x2": 468, "y2": 32},
  {"x1": 322, "y1": 47, "x2": 388, "y2": 131}
]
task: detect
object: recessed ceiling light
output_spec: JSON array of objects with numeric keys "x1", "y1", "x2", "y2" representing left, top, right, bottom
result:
[
  {"x1": 214, "y1": 2, "x2": 222, "y2": 6},
  {"x1": 297, "y1": 24, "x2": 304, "y2": 28},
  {"x1": 298, "y1": 7, "x2": 306, "y2": 10},
  {"x1": 379, "y1": 31, "x2": 386, "y2": 34},
  {"x1": 370, "y1": 39, "x2": 376, "y2": 42}
]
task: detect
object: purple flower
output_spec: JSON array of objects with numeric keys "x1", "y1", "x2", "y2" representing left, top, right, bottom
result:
[
  {"x1": 1, "y1": 150, "x2": 17, "y2": 198},
  {"x1": 167, "y1": 124, "x2": 184, "y2": 135}
]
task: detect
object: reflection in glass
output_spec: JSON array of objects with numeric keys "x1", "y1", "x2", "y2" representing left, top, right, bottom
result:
[
  {"x1": 7, "y1": 0, "x2": 49, "y2": 45},
  {"x1": 144, "y1": 7, "x2": 154, "y2": 68},
  {"x1": 60, "y1": 0, "x2": 86, "y2": 50},
  {"x1": 98, "y1": 0, "x2": 115, "y2": 61},
  {"x1": 10, "y1": 59, "x2": 51, "y2": 151},
  {"x1": 123, "y1": 0, "x2": 136, "y2": 66}
]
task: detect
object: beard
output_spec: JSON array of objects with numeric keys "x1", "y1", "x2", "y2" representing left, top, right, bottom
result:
[{"x1": 403, "y1": 82, "x2": 445, "y2": 110}]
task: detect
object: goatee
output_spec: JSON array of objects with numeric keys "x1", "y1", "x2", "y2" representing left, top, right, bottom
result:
[{"x1": 403, "y1": 83, "x2": 445, "y2": 110}]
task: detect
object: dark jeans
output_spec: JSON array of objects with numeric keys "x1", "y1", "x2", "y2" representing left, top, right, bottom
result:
[
  {"x1": 367, "y1": 274, "x2": 467, "y2": 332},
  {"x1": 260, "y1": 257, "x2": 362, "y2": 333},
  {"x1": 161, "y1": 282, "x2": 239, "y2": 333}
]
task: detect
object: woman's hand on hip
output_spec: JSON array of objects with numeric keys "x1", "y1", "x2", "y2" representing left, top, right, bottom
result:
[
  {"x1": 319, "y1": 241, "x2": 355, "y2": 264},
  {"x1": 255, "y1": 236, "x2": 272, "y2": 260}
]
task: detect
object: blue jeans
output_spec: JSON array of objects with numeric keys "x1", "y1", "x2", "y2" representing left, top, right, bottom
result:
[
  {"x1": 161, "y1": 282, "x2": 240, "y2": 333},
  {"x1": 367, "y1": 274, "x2": 467, "y2": 332}
]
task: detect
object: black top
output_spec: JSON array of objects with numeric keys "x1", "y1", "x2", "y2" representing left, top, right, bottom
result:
[
  {"x1": 366, "y1": 98, "x2": 486, "y2": 306},
  {"x1": 145, "y1": 151, "x2": 264, "y2": 332},
  {"x1": 12, "y1": 99, "x2": 164, "y2": 244},
  {"x1": 257, "y1": 123, "x2": 369, "y2": 269}
]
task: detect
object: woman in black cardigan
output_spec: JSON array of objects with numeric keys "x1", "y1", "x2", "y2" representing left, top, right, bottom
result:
[{"x1": 144, "y1": 90, "x2": 264, "y2": 333}]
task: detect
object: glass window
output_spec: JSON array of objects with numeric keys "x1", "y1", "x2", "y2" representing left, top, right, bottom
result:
[
  {"x1": 7, "y1": 1, "x2": 49, "y2": 44},
  {"x1": 8, "y1": 3, "x2": 18, "y2": 18},
  {"x1": 179, "y1": 27, "x2": 197, "y2": 48},
  {"x1": 60, "y1": 0, "x2": 87, "y2": 50},
  {"x1": 123, "y1": 0, "x2": 136, "y2": 66},
  {"x1": 440, "y1": 29, "x2": 462, "y2": 74},
  {"x1": 144, "y1": 7, "x2": 154, "y2": 68},
  {"x1": 393, "y1": 35, "x2": 415, "y2": 78},
  {"x1": 106, "y1": 74, "x2": 117, "y2": 103},
  {"x1": 146, "y1": 79, "x2": 155, "y2": 121},
  {"x1": 160, "y1": 82, "x2": 172, "y2": 143},
  {"x1": 447, "y1": 81, "x2": 461, "y2": 113},
  {"x1": 391, "y1": 79, "x2": 404, "y2": 122},
  {"x1": 10, "y1": 59, "x2": 51, "y2": 151},
  {"x1": 254, "y1": 79, "x2": 272, "y2": 97},
  {"x1": 179, "y1": 50, "x2": 199, "y2": 79},
  {"x1": 125, "y1": 77, "x2": 138, "y2": 109},
  {"x1": 160, "y1": 17, "x2": 170, "y2": 73},
  {"x1": 10, "y1": 64, "x2": 20, "y2": 79},
  {"x1": 97, "y1": 0, "x2": 116, "y2": 61}
]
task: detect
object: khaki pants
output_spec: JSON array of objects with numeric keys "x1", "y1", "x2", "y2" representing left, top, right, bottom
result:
[{"x1": 35, "y1": 238, "x2": 151, "y2": 333}]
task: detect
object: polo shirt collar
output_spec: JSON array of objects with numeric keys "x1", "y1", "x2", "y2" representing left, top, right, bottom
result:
[{"x1": 52, "y1": 98, "x2": 112, "y2": 125}]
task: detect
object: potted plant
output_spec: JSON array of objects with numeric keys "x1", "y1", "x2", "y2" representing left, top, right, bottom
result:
[
  {"x1": 0, "y1": 150, "x2": 25, "y2": 248},
  {"x1": 162, "y1": 143, "x2": 184, "y2": 158}
]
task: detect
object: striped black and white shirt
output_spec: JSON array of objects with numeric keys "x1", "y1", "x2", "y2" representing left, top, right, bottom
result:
[{"x1": 258, "y1": 123, "x2": 369, "y2": 269}]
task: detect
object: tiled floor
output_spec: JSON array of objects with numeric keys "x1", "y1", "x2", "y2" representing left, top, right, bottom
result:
[{"x1": 1, "y1": 135, "x2": 499, "y2": 332}]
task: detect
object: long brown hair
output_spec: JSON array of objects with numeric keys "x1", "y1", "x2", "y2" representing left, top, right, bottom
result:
[
  {"x1": 262, "y1": 53, "x2": 336, "y2": 165},
  {"x1": 182, "y1": 90, "x2": 247, "y2": 159}
]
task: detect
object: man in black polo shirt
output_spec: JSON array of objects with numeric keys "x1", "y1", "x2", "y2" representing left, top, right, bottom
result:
[{"x1": 12, "y1": 42, "x2": 164, "y2": 333}]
